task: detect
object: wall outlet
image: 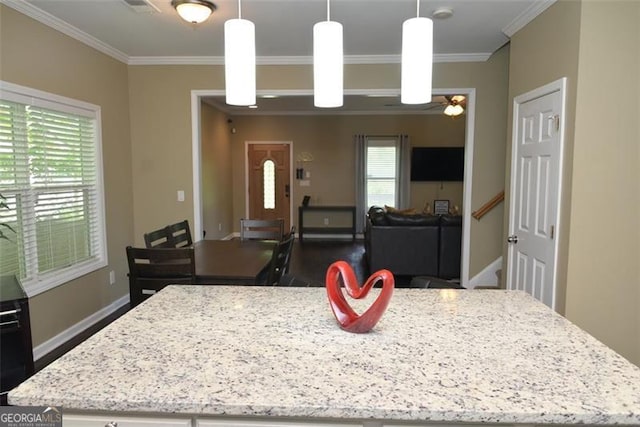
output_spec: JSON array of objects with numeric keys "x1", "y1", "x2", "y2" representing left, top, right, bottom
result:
[
  {"x1": 109, "y1": 270, "x2": 116, "y2": 285},
  {"x1": 323, "y1": 218, "x2": 329, "y2": 226},
  {"x1": 218, "y1": 223, "x2": 222, "y2": 231}
]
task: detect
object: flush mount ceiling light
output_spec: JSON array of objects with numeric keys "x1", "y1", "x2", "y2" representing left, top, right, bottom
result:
[
  {"x1": 224, "y1": 0, "x2": 256, "y2": 106},
  {"x1": 313, "y1": 0, "x2": 343, "y2": 108},
  {"x1": 431, "y1": 7, "x2": 453, "y2": 19},
  {"x1": 171, "y1": 0, "x2": 216, "y2": 24},
  {"x1": 401, "y1": 0, "x2": 433, "y2": 104}
]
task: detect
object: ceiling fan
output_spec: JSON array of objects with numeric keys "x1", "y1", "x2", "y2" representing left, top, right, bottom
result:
[
  {"x1": 409, "y1": 95, "x2": 466, "y2": 116},
  {"x1": 443, "y1": 95, "x2": 466, "y2": 117}
]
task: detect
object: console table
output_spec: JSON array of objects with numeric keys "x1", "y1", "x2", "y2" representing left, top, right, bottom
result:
[{"x1": 298, "y1": 205, "x2": 356, "y2": 242}]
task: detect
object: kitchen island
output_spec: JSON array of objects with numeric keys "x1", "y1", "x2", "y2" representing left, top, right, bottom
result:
[{"x1": 9, "y1": 285, "x2": 640, "y2": 426}]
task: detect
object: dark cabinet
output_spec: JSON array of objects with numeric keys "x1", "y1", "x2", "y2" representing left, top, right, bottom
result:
[{"x1": 0, "y1": 275, "x2": 34, "y2": 404}]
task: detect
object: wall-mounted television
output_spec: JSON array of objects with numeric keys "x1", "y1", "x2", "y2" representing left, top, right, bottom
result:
[{"x1": 410, "y1": 147, "x2": 465, "y2": 182}]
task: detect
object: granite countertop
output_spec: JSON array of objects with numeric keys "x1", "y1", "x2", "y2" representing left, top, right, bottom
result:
[{"x1": 9, "y1": 286, "x2": 640, "y2": 425}]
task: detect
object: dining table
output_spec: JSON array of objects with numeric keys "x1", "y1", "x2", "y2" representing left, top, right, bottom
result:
[{"x1": 193, "y1": 239, "x2": 276, "y2": 285}]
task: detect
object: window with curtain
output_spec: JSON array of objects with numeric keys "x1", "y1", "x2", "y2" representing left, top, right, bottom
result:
[
  {"x1": 366, "y1": 139, "x2": 399, "y2": 208},
  {"x1": 0, "y1": 81, "x2": 107, "y2": 296}
]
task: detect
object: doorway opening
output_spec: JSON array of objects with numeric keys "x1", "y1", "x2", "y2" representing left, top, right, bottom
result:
[{"x1": 190, "y1": 88, "x2": 476, "y2": 286}]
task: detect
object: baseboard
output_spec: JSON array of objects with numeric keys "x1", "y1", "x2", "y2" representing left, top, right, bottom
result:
[
  {"x1": 32, "y1": 294, "x2": 130, "y2": 362},
  {"x1": 467, "y1": 256, "x2": 502, "y2": 289}
]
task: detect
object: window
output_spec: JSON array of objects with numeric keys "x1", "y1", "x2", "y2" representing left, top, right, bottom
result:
[
  {"x1": 0, "y1": 81, "x2": 107, "y2": 296},
  {"x1": 263, "y1": 159, "x2": 275, "y2": 209},
  {"x1": 366, "y1": 139, "x2": 399, "y2": 208}
]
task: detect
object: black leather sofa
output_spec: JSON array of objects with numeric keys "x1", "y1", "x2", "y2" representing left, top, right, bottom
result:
[{"x1": 365, "y1": 206, "x2": 462, "y2": 279}]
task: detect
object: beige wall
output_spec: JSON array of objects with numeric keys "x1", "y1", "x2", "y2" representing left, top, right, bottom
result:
[
  {"x1": 507, "y1": 0, "x2": 581, "y2": 314},
  {"x1": 564, "y1": 1, "x2": 640, "y2": 366},
  {"x1": 201, "y1": 103, "x2": 233, "y2": 239},
  {"x1": 129, "y1": 50, "x2": 509, "y2": 279},
  {"x1": 507, "y1": 0, "x2": 640, "y2": 366},
  {"x1": 1, "y1": 3, "x2": 510, "y2": 345},
  {"x1": 0, "y1": 6, "x2": 134, "y2": 346},
  {"x1": 433, "y1": 45, "x2": 510, "y2": 277},
  {"x1": 226, "y1": 113, "x2": 465, "y2": 230}
]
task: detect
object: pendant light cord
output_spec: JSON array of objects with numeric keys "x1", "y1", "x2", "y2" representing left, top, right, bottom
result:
[
  {"x1": 238, "y1": 0, "x2": 242, "y2": 19},
  {"x1": 327, "y1": 0, "x2": 330, "y2": 21},
  {"x1": 416, "y1": 0, "x2": 420, "y2": 17}
]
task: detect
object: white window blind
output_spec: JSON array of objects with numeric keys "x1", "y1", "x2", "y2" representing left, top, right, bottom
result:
[
  {"x1": 366, "y1": 139, "x2": 398, "y2": 208},
  {"x1": 0, "y1": 81, "x2": 107, "y2": 296}
]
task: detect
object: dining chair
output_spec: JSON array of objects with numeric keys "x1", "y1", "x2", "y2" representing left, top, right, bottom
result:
[
  {"x1": 126, "y1": 246, "x2": 196, "y2": 307},
  {"x1": 167, "y1": 219, "x2": 193, "y2": 248},
  {"x1": 240, "y1": 218, "x2": 284, "y2": 241},
  {"x1": 283, "y1": 225, "x2": 296, "y2": 240},
  {"x1": 264, "y1": 233, "x2": 295, "y2": 286},
  {"x1": 143, "y1": 227, "x2": 173, "y2": 248}
]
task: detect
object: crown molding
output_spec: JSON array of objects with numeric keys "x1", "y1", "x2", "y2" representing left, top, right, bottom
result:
[
  {"x1": 128, "y1": 52, "x2": 491, "y2": 66},
  {"x1": 2, "y1": 0, "x2": 492, "y2": 67},
  {"x1": 0, "y1": 0, "x2": 129, "y2": 64},
  {"x1": 502, "y1": 0, "x2": 557, "y2": 37}
]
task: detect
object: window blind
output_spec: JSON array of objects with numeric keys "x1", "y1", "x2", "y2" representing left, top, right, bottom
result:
[
  {"x1": 0, "y1": 82, "x2": 106, "y2": 296},
  {"x1": 366, "y1": 140, "x2": 398, "y2": 208}
]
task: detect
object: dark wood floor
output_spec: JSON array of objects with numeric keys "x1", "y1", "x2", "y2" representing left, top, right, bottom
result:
[{"x1": 287, "y1": 238, "x2": 368, "y2": 285}]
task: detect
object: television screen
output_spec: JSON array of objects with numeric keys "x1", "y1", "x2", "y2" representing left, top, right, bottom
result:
[{"x1": 410, "y1": 147, "x2": 465, "y2": 181}]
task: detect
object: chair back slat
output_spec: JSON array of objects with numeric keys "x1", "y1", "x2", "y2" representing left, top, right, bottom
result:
[
  {"x1": 167, "y1": 220, "x2": 193, "y2": 248},
  {"x1": 126, "y1": 246, "x2": 195, "y2": 307},
  {"x1": 240, "y1": 218, "x2": 284, "y2": 241},
  {"x1": 144, "y1": 227, "x2": 173, "y2": 248}
]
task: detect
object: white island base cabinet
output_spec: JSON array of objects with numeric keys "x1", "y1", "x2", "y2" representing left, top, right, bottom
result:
[
  {"x1": 63, "y1": 416, "x2": 536, "y2": 427},
  {"x1": 197, "y1": 421, "x2": 360, "y2": 427},
  {"x1": 63, "y1": 414, "x2": 191, "y2": 427},
  {"x1": 197, "y1": 419, "x2": 526, "y2": 427}
]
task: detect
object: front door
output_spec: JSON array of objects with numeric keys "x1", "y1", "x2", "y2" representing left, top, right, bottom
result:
[
  {"x1": 507, "y1": 79, "x2": 565, "y2": 310},
  {"x1": 247, "y1": 143, "x2": 291, "y2": 230}
]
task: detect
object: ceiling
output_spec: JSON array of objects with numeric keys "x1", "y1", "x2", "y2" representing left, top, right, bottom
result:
[{"x1": 6, "y1": 0, "x2": 555, "y2": 113}]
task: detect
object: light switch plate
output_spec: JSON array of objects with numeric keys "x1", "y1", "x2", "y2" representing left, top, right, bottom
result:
[{"x1": 177, "y1": 190, "x2": 185, "y2": 202}]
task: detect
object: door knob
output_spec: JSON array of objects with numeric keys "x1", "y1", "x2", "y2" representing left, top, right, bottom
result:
[{"x1": 507, "y1": 235, "x2": 518, "y2": 244}]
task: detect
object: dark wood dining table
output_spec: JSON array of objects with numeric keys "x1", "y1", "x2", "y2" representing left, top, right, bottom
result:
[{"x1": 193, "y1": 239, "x2": 276, "y2": 285}]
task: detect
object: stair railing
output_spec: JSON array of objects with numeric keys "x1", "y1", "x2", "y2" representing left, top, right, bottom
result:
[{"x1": 472, "y1": 190, "x2": 504, "y2": 220}]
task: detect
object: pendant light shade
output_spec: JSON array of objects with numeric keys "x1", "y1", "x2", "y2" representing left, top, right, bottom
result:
[
  {"x1": 172, "y1": 0, "x2": 216, "y2": 24},
  {"x1": 313, "y1": 0, "x2": 343, "y2": 108},
  {"x1": 224, "y1": 2, "x2": 256, "y2": 106},
  {"x1": 313, "y1": 21, "x2": 343, "y2": 108},
  {"x1": 401, "y1": 16, "x2": 433, "y2": 104}
]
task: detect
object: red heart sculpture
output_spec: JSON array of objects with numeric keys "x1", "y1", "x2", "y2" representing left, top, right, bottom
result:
[{"x1": 325, "y1": 261, "x2": 394, "y2": 333}]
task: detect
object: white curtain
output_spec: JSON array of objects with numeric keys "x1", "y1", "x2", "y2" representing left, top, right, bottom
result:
[{"x1": 354, "y1": 134, "x2": 367, "y2": 233}]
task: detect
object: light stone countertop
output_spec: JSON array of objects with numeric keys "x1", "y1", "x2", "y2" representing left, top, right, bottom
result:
[{"x1": 9, "y1": 285, "x2": 640, "y2": 425}]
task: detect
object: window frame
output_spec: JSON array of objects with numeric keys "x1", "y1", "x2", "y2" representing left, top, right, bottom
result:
[
  {"x1": 0, "y1": 80, "x2": 108, "y2": 297},
  {"x1": 365, "y1": 138, "x2": 401, "y2": 209}
]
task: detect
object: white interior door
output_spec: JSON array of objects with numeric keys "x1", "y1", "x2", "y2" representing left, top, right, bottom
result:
[{"x1": 507, "y1": 79, "x2": 566, "y2": 310}]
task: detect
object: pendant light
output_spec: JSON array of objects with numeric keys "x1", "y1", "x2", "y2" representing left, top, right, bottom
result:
[
  {"x1": 224, "y1": 0, "x2": 256, "y2": 106},
  {"x1": 171, "y1": 0, "x2": 216, "y2": 24},
  {"x1": 313, "y1": 0, "x2": 343, "y2": 108},
  {"x1": 401, "y1": 0, "x2": 433, "y2": 104}
]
